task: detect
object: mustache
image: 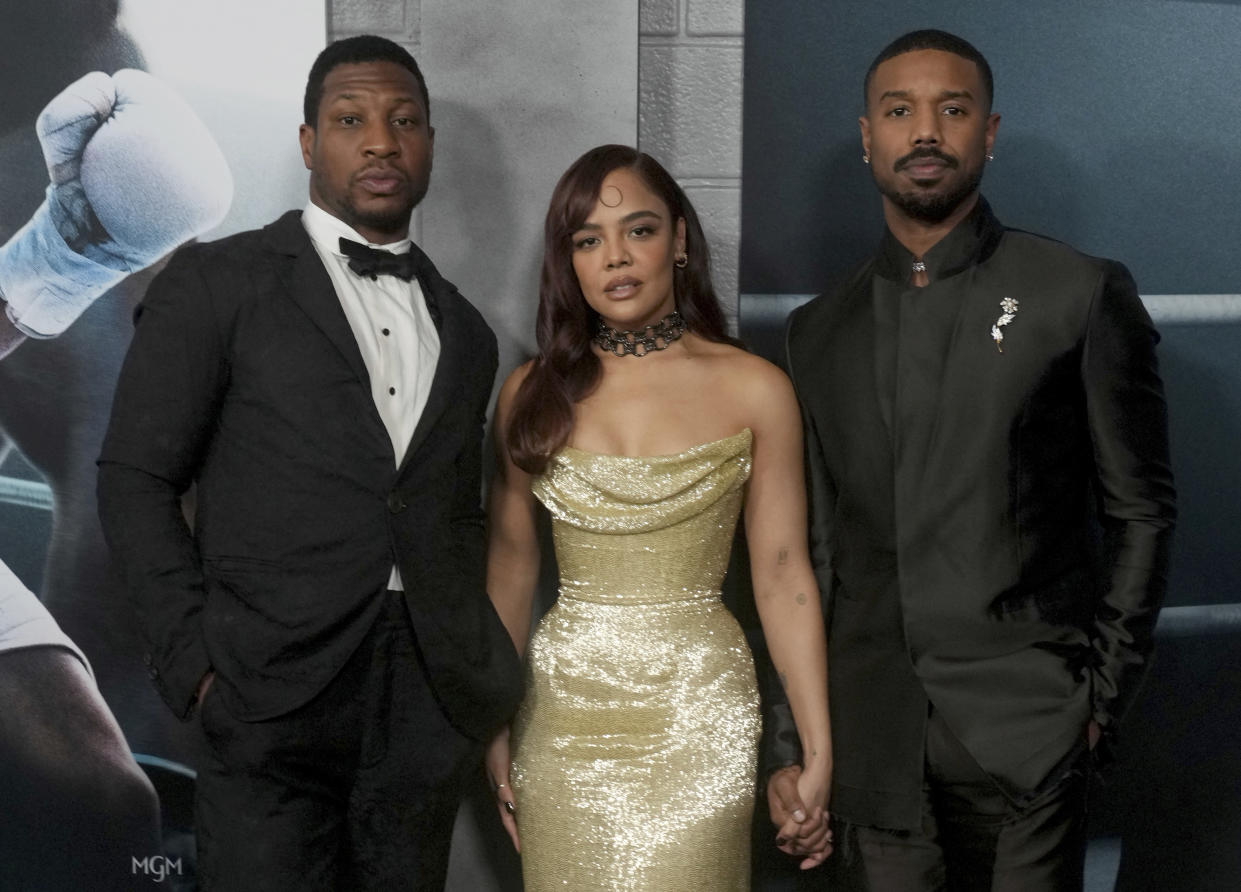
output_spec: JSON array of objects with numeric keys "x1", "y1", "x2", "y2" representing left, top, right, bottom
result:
[{"x1": 894, "y1": 148, "x2": 959, "y2": 171}]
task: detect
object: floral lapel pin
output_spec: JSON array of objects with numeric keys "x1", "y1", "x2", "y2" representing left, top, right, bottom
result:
[{"x1": 990, "y1": 297, "x2": 1018, "y2": 353}]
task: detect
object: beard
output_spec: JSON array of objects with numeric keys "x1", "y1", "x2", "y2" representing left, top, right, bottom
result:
[
  {"x1": 875, "y1": 147, "x2": 985, "y2": 223},
  {"x1": 312, "y1": 167, "x2": 429, "y2": 240},
  {"x1": 341, "y1": 199, "x2": 418, "y2": 237}
]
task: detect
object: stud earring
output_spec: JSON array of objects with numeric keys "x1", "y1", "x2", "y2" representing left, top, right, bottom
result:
[
  {"x1": 986, "y1": 152, "x2": 995, "y2": 161},
  {"x1": 863, "y1": 153, "x2": 870, "y2": 165}
]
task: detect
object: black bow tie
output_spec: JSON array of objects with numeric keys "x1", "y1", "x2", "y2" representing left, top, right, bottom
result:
[{"x1": 339, "y1": 237, "x2": 417, "y2": 281}]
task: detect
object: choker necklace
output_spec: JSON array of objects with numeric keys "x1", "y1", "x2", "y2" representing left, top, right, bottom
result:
[{"x1": 594, "y1": 311, "x2": 685, "y2": 357}]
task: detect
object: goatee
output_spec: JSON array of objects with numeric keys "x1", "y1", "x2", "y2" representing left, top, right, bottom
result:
[
  {"x1": 876, "y1": 150, "x2": 985, "y2": 224},
  {"x1": 345, "y1": 204, "x2": 417, "y2": 237}
]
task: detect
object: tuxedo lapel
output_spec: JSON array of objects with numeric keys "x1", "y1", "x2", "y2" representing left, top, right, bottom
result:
[
  {"x1": 264, "y1": 212, "x2": 390, "y2": 459},
  {"x1": 790, "y1": 275, "x2": 898, "y2": 552},
  {"x1": 264, "y1": 215, "x2": 472, "y2": 477},
  {"x1": 833, "y1": 285, "x2": 893, "y2": 460},
  {"x1": 282, "y1": 243, "x2": 373, "y2": 389},
  {"x1": 396, "y1": 258, "x2": 465, "y2": 474},
  {"x1": 265, "y1": 212, "x2": 373, "y2": 389}
]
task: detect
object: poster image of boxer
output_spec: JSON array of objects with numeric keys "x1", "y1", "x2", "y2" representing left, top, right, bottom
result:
[
  {"x1": 0, "y1": 60, "x2": 230, "y2": 888},
  {"x1": 0, "y1": 1, "x2": 321, "y2": 885}
]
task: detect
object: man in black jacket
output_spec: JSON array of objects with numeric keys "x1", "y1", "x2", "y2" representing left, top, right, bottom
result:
[
  {"x1": 98, "y1": 35, "x2": 521, "y2": 890},
  {"x1": 767, "y1": 29, "x2": 1175, "y2": 890}
]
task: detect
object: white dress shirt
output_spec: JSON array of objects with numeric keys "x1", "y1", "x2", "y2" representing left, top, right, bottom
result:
[{"x1": 302, "y1": 202, "x2": 441, "y2": 590}]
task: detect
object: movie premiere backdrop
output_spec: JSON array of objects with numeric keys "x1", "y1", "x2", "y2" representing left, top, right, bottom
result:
[
  {"x1": 0, "y1": 2, "x2": 637, "y2": 888},
  {"x1": 740, "y1": 2, "x2": 1241, "y2": 889},
  {"x1": 0, "y1": 0, "x2": 323, "y2": 834}
]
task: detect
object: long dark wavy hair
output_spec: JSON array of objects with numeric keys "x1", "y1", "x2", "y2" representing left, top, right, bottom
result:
[{"x1": 507, "y1": 145, "x2": 739, "y2": 474}]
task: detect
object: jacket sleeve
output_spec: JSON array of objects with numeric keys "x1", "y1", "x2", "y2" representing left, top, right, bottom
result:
[
  {"x1": 1081, "y1": 261, "x2": 1176, "y2": 737},
  {"x1": 450, "y1": 318, "x2": 496, "y2": 548},
  {"x1": 96, "y1": 248, "x2": 227, "y2": 718}
]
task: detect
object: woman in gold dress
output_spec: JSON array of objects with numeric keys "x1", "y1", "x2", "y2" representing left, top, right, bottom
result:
[{"x1": 485, "y1": 145, "x2": 832, "y2": 890}]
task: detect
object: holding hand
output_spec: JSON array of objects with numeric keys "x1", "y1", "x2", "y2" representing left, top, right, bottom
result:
[
  {"x1": 486, "y1": 725, "x2": 520, "y2": 852},
  {"x1": 768, "y1": 763, "x2": 833, "y2": 869},
  {"x1": 0, "y1": 69, "x2": 232, "y2": 338}
]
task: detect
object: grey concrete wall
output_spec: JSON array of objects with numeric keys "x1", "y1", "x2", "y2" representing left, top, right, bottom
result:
[
  {"x1": 330, "y1": 0, "x2": 640, "y2": 381},
  {"x1": 332, "y1": 0, "x2": 746, "y2": 345},
  {"x1": 640, "y1": 0, "x2": 744, "y2": 325},
  {"x1": 327, "y1": 2, "x2": 641, "y2": 888},
  {"x1": 328, "y1": 2, "x2": 746, "y2": 886},
  {"x1": 418, "y1": 3, "x2": 638, "y2": 385}
]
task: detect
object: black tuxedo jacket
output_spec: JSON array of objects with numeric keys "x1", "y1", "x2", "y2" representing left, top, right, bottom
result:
[
  {"x1": 98, "y1": 210, "x2": 521, "y2": 741},
  {"x1": 772, "y1": 199, "x2": 1176, "y2": 829}
]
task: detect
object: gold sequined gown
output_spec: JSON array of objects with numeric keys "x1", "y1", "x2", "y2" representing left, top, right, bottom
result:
[{"x1": 511, "y1": 429, "x2": 760, "y2": 891}]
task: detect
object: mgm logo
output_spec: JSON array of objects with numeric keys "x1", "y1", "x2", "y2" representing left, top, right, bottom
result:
[{"x1": 132, "y1": 855, "x2": 184, "y2": 882}]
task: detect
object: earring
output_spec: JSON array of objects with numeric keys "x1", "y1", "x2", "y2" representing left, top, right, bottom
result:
[
  {"x1": 863, "y1": 153, "x2": 871, "y2": 165},
  {"x1": 986, "y1": 152, "x2": 994, "y2": 161},
  {"x1": 674, "y1": 252, "x2": 688, "y2": 269}
]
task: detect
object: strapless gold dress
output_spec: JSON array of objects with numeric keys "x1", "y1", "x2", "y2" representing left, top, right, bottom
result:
[{"x1": 511, "y1": 429, "x2": 760, "y2": 891}]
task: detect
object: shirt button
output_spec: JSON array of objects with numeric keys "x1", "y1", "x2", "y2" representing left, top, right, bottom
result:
[
  {"x1": 382, "y1": 328, "x2": 390, "y2": 336},
  {"x1": 387, "y1": 492, "x2": 406, "y2": 514},
  {"x1": 388, "y1": 386, "x2": 396, "y2": 395}
]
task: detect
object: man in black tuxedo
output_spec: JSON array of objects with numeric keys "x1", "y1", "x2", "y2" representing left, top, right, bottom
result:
[
  {"x1": 98, "y1": 35, "x2": 522, "y2": 890},
  {"x1": 765, "y1": 30, "x2": 1175, "y2": 890}
]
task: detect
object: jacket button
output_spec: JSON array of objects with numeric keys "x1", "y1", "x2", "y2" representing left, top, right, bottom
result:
[{"x1": 387, "y1": 492, "x2": 406, "y2": 514}]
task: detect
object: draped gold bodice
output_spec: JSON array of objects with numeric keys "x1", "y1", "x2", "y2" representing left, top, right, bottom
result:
[
  {"x1": 511, "y1": 430, "x2": 759, "y2": 891},
  {"x1": 534, "y1": 428, "x2": 753, "y2": 604}
]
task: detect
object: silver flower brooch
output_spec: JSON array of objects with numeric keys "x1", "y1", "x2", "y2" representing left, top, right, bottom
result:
[{"x1": 991, "y1": 297, "x2": 1019, "y2": 352}]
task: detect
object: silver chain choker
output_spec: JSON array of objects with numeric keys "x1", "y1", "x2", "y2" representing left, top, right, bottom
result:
[{"x1": 594, "y1": 311, "x2": 686, "y2": 357}]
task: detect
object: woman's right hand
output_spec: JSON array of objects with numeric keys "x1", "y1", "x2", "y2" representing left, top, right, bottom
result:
[{"x1": 485, "y1": 725, "x2": 520, "y2": 851}]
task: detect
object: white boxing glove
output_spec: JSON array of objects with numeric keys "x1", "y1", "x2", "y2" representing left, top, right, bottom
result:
[{"x1": 0, "y1": 70, "x2": 233, "y2": 338}]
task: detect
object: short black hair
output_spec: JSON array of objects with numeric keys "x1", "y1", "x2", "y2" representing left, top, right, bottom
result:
[
  {"x1": 303, "y1": 35, "x2": 429, "y2": 126},
  {"x1": 863, "y1": 29, "x2": 993, "y2": 111}
]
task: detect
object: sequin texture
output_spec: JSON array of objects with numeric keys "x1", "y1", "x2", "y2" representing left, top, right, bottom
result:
[{"x1": 511, "y1": 430, "x2": 760, "y2": 891}]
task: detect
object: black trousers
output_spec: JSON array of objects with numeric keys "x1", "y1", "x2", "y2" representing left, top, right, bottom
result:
[
  {"x1": 195, "y1": 592, "x2": 480, "y2": 891},
  {"x1": 850, "y1": 707, "x2": 1090, "y2": 892}
]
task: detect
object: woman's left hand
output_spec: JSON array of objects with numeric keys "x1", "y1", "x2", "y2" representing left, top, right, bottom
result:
[
  {"x1": 485, "y1": 725, "x2": 520, "y2": 851},
  {"x1": 793, "y1": 760, "x2": 833, "y2": 868}
]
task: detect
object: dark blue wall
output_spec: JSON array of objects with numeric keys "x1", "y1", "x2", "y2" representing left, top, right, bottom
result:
[
  {"x1": 741, "y1": 0, "x2": 1240, "y2": 296},
  {"x1": 740, "y1": 4, "x2": 1241, "y2": 889}
]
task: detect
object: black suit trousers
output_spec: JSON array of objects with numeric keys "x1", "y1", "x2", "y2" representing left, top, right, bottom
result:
[
  {"x1": 194, "y1": 593, "x2": 480, "y2": 891},
  {"x1": 847, "y1": 707, "x2": 1090, "y2": 892}
]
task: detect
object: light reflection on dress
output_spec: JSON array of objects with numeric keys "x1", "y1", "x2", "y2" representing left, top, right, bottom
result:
[{"x1": 512, "y1": 429, "x2": 759, "y2": 891}]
